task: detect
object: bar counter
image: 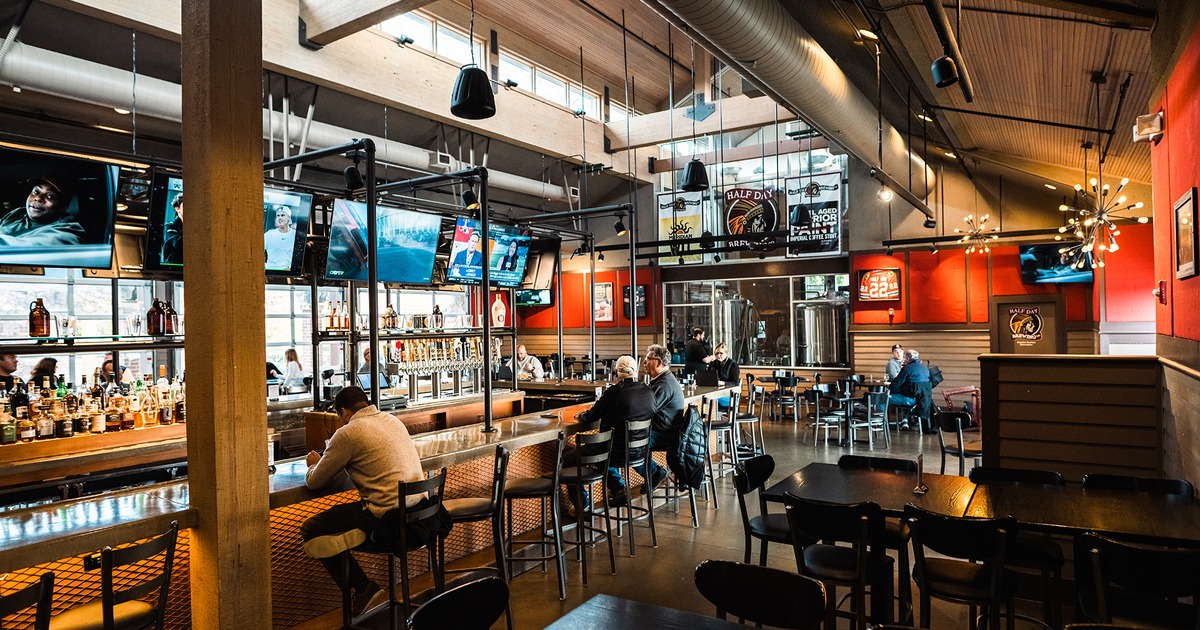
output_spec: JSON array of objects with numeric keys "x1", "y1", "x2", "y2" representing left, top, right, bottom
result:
[{"x1": 0, "y1": 384, "x2": 733, "y2": 629}]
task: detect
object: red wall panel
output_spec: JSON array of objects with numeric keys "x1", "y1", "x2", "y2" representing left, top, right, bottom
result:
[
  {"x1": 907, "y1": 250, "x2": 968, "y2": 323},
  {"x1": 519, "y1": 279, "x2": 560, "y2": 329},
  {"x1": 1102, "y1": 222, "x2": 1155, "y2": 322},
  {"x1": 851, "y1": 253, "x2": 906, "y2": 324},
  {"x1": 968, "y1": 253, "x2": 990, "y2": 323},
  {"x1": 989, "y1": 246, "x2": 1054, "y2": 297},
  {"x1": 1159, "y1": 24, "x2": 1200, "y2": 341}
]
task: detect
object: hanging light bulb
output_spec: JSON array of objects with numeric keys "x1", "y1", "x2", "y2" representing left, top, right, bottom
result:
[
  {"x1": 877, "y1": 186, "x2": 894, "y2": 202},
  {"x1": 679, "y1": 158, "x2": 709, "y2": 192},
  {"x1": 449, "y1": 0, "x2": 496, "y2": 119}
]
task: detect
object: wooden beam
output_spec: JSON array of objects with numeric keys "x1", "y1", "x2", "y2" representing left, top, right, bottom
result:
[
  {"x1": 651, "y1": 138, "x2": 829, "y2": 173},
  {"x1": 606, "y1": 94, "x2": 795, "y2": 151},
  {"x1": 182, "y1": 0, "x2": 272, "y2": 628},
  {"x1": 299, "y1": 0, "x2": 436, "y2": 47},
  {"x1": 1010, "y1": 0, "x2": 1155, "y2": 28}
]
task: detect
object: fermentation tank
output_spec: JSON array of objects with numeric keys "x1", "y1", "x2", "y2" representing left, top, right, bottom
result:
[
  {"x1": 794, "y1": 302, "x2": 848, "y2": 367},
  {"x1": 713, "y1": 292, "x2": 758, "y2": 366}
]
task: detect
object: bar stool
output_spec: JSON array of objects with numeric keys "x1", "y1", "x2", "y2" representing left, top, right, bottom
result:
[
  {"x1": 440, "y1": 446, "x2": 511, "y2": 630},
  {"x1": 341, "y1": 470, "x2": 448, "y2": 630},
  {"x1": 707, "y1": 394, "x2": 737, "y2": 483},
  {"x1": 554, "y1": 425, "x2": 617, "y2": 584},
  {"x1": 503, "y1": 432, "x2": 567, "y2": 600},
  {"x1": 730, "y1": 390, "x2": 765, "y2": 458},
  {"x1": 1, "y1": 571, "x2": 53, "y2": 630},
  {"x1": 611, "y1": 418, "x2": 657, "y2": 556},
  {"x1": 48, "y1": 521, "x2": 178, "y2": 630}
]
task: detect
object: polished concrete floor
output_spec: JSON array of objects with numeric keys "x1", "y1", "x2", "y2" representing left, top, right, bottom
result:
[{"x1": 337, "y1": 417, "x2": 998, "y2": 629}]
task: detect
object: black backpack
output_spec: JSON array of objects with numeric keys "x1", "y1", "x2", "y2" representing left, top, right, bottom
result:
[{"x1": 928, "y1": 364, "x2": 944, "y2": 388}]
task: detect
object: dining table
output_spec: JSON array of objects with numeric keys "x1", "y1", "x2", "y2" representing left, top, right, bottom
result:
[{"x1": 545, "y1": 594, "x2": 746, "y2": 629}]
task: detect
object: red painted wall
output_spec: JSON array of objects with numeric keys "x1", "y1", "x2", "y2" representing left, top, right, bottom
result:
[
  {"x1": 851, "y1": 253, "x2": 907, "y2": 325},
  {"x1": 1153, "y1": 23, "x2": 1200, "y2": 341},
  {"x1": 517, "y1": 267, "x2": 661, "y2": 330},
  {"x1": 907, "y1": 250, "x2": 968, "y2": 323},
  {"x1": 1101, "y1": 222, "x2": 1156, "y2": 322}
]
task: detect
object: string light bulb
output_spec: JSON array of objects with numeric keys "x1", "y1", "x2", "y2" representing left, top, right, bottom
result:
[{"x1": 952, "y1": 213, "x2": 1000, "y2": 254}]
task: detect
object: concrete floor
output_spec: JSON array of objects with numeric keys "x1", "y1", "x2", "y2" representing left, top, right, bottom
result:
[{"x1": 339, "y1": 417, "x2": 1003, "y2": 629}]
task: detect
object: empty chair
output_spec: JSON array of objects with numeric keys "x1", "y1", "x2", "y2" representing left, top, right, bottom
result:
[
  {"x1": 611, "y1": 419, "x2": 657, "y2": 556},
  {"x1": 1075, "y1": 532, "x2": 1200, "y2": 628},
  {"x1": 406, "y1": 576, "x2": 509, "y2": 630},
  {"x1": 969, "y1": 467, "x2": 1066, "y2": 628},
  {"x1": 785, "y1": 496, "x2": 892, "y2": 628},
  {"x1": 1081, "y1": 473, "x2": 1195, "y2": 498},
  {"x1": 555, "y1": 426, "x2": 617, "y2": 583},
  {"x1": 441, "y1": 446, "x2": 511, "y2": 630},
  {"x1": 904, "y1": 504, "x2": 1017, "y2": 630},
  {"x1": 936, "y1": 410, "x2": 981, "y2": 476},
  {"x1": 706, "y1": 394, "x2": 737, "y2": 483},
  {"x1": 767, "y1": 375, "x2": 800, "y2": 422},
  {"x1": 848, "y1": 389, "x2": 891, "y2": 450},
  {"x1": 729, "y1": 390, "x2": 765, "y2": 459},
  {"x1": 1, "y1": 571, "x2": 53, "y2": 630},
  {"x1": 837, "y1": 454, "x2": 916, "y2": 620},
  {"x1": 694, "y1": 559, "x2": 827, "y2": 630},
  {"x1": 733, "y1": 455, "x2": 797, "y2": 566},
  {"x1": 805, "y1": 386, "x2": 838, "y2": 445},
  {"x1": 503, "y1": 434, "x2": 567, "y2": 600},
  {"x1": 49, "y1": 522, "x2": 178, "y2": 630}
]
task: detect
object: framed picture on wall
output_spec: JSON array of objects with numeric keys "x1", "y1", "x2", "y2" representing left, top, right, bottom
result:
[
  {"x1": 1176, "y1": 187, "x2": 1196, "y2": 279},
  {"x1": 623, "y1": 285, "x2": 648, "y2": 319},
  {"x1": 594, "y1": 281, "x2": 614, "y2": 322}
]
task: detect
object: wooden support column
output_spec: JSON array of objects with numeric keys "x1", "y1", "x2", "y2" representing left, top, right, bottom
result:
[{"x1": 181, "y1": 1, "x2": 271, "y2": 628}]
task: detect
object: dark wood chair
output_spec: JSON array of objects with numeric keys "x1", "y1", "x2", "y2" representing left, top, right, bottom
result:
[
  {"x1": 935, "y1": 410, "x2": 981, "y2": 475},
  {"x1": 1081, "y1": 473, "x2": 1194, "y2": 498},
  {"x1": 406, "y1": 576, "x2": 509, "y2": 630},
  {"x1": 555, "y1": 427, "x2": 617, "y2": 583},
  {"x1": 785, "y1": 496, "x2": 892, "y2": 629},
  {"x1": 611, "y1": 419, "x2": 657, "y2": 556},
  {"x1": 48, "y1": 522, "x2": 178, "y2": 630},
  {"x1": 442, "y1": 445, "x2": 511, "y2": 630},
  {"x1": 1, "y1": 572, "x2": 53, "y2": 630},
  {"x1": 504, "y1": 434, "x2": 566, "y2": 600},
  {"x1": 693, "y1": 559, "x2": 827, "y2": 630},
  {"x1": 733, "y1": 455, "x2": 797, "y2": 566},
  {"x1": 1075, "y1": 532, "x2": 1200, "y2": 628},
  {"x1": 904, "y1": 504, "x2": 1017, "y2": 630},
  {"x1": 838, "y1": 454, "x2": 916, "y2": 620},
  {"x1": 969, "y1": 466, "x2": 1067, "y2": 628}
]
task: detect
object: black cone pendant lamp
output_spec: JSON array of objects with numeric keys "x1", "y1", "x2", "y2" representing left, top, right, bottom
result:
[
  {"x1": 450, "y1": 0, "x2": 495, "y2": 120},
  {"x1": 680, "y1": 158, "x2": 709, "y2": 192},
  {"x1": 451, "y1": 65, "x2": 495, "y2": 119},
  {"x1": 931, "y1": 55, "x2": 959, "y2": 88}
]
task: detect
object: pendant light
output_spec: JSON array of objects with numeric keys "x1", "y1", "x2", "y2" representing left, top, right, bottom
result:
[
  {"x1": 450, "y1": 0, "x2": 495, "y2": 120},
  {"x1": 679, "y1": 42, "x2": 709, "y2": 192}
]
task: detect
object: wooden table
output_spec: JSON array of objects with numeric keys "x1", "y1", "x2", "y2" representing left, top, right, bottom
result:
[
  {"x1": 762, "y1": 462, "x2": 977, "y2": 517},
  {"x1": 546, "y1": 594, "x2": 745, "y2": 629}
]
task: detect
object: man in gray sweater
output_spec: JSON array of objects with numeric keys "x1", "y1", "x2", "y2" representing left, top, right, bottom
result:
[{"x1": 301, "y1": 386, "x2": 424, "y2": 619}]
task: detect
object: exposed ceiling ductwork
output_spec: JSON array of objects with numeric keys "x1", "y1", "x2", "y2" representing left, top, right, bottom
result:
[
  {"x1": 643, "y1": 0, "x2": 935, "y2": 206},
  {"x1": 0, "y1": 41, "x2": 571, "y2": 202}
]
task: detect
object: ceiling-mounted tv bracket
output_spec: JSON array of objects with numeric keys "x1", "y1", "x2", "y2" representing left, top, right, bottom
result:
[
  {"x1": 686, "y1": 94, "x2": 715, "y2": 122},
  {"x1": 298, "y1": 18, "x2": 324, "y2": 51}
]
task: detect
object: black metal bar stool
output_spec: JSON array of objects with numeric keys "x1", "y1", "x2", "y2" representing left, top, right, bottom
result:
[
  {"x1": 555, "y1": 424, "x2": 617, "y2": 584},
  {"x1": 1, "y1": 571, "x2": 53, "y2": 630},
  {"x1": 502, "y1": 432, "x2": 567, "y2": 600},
  {"x1": 611, "y1": 418, "x2": 657, "y2": 556}
]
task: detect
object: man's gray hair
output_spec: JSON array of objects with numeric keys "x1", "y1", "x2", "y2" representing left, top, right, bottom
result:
[
  {"x1": 905, "y1": 349, "x2": 920, "y2": 360},
  {"x1": 646, "y1": 344, "x2": 671, "y2": 365}
]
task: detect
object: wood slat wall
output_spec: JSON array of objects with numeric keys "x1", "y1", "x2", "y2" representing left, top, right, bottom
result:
[
  {"x1": 1162, "y1": 359, "x2": 1200, "y2": 490},
  {"x1": 851, "y1": 330, "x2": 990, "y2": 392},
  {"x1": 980, "y1": 355, "x2": 1162, "y2": 482}
]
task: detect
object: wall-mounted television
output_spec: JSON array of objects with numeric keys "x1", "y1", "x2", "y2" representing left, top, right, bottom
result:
[
  {"x1": 0, "y1": 146, "x2": 118, "y2": 269},
  {"x1": 144, "y1": 173, "x2": 313, "y2": 276},
  {"x1": 324, "y1": 199, "x2": 440, "y2": 284},
  {"x1": 445, "y1": 217, "x2": 532, "y2": 287},
  {"x1": 1020, "y1": 243, "x2": 1094, "y2": 284},
  {"x1": 516, "y1": 289, "x2": 553, "y2": 307}
]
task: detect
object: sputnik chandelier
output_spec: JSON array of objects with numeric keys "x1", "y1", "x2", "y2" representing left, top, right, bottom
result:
[
  {"x1": 1055, "y1": 175, "x2": 1147, "y2": 269},
  {"x1": 954, "y1": 213, "x2": 999, "y2": 254}
]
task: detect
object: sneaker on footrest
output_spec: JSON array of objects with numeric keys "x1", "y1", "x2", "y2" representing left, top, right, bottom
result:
[{"x1": 351, "y1": 581, "x2": 386, "y2": 619}]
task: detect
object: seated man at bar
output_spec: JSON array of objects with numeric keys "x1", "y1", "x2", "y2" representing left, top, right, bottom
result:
[
  {"x1": 885, "y1": 343, "x2": 904, "y2": 382},
  {"x1": 681, "y1": 326, "x2": 713, "y2": 376},
  {"x1": 301, "y1": 386, "x2": 425, "y2": 618},
  {"x1": 357, "y1": 346, "x2": 388, "y2": 388},
  {"x1": 565, "y1": 355, "x2": 653, "y2": 511},
  {"x1": 0, "y1": 353, "x2": 18, "y2": 391},
  {"x1": 888, "y1": 348, "x2": 932, "y2": 431},
  {"x1": 644, "y1": 343, "x2": 685, "y2": 491},
  {"x1": 507, "y1": 344, "x2": 544, "y2": 380}
]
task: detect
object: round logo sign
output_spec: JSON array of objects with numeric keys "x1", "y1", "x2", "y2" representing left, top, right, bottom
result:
[{"x1": 724, "y1": 188, "x2": 779, "y2": 249}]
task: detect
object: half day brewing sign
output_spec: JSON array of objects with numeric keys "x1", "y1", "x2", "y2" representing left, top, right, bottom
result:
[
  {"x1": 784, "y1": 172, "x2": 842, "y2": 257},
  {"x1": 1008, "y1": 306, "x2": 1043, "y2": 344},
  {"x1": 724, "y1": 188, "x2": 779, "y2": 248},
  {"x1": 657, "y1": 191, "x2": 704, "y2": 265}
]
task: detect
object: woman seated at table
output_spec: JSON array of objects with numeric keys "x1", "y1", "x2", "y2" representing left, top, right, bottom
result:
[{"x1": 711, "y1": 343, "x2": 739, "y2": 385}]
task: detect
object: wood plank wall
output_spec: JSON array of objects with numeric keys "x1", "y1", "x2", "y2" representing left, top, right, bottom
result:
[
  {"x1": 979, "y1": 354, "x2": 1162, "y2": 482},
  {"x1": 1161, "y1": 358, "x2": 1200, "y2": 490},
  {"x1": 852, "y1": 330, "x2": 990, "y2": 392}
]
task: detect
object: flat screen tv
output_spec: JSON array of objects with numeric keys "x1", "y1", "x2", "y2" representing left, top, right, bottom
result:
[
  {"x1": 445, "y1": 217, "x2": 532, "y2": 287},
  {"x1": 516, "y1": 289, "x2": 553, "y2": 307},
  {"x1": 1019, "y1": 243, "x2": 1094, "y2": 284},
  {"x1": 144, "y1": 173, "x2": 313, "y2": 276},
  {"x1": 324, "y1": 199, "x2": 440, "y2": 285},
  {"x1": 0, "y1": 146, "x2": 118, "y2": 269}
]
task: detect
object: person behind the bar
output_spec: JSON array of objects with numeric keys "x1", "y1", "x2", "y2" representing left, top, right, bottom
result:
[
  {"x1": 885, "y1": 343, "x2": 904, "y2": 382},
  {"x1": 161, "y1": 193, "x2": 184, "y2": 265},
  {"x1": 507, "y1": 344, "x2": 544, "y2": 379},
  {"x1": 681, "y1": 326, "x2": 713, "y2": 376},
  {"x1": 29, "y1": 357, "x2": 57, "y2": 388},
  {"x1": 0, "y1": 174, "x2": 86, "y2": 247},
  {"x1": 564, "y1": 355, "x2": 654, "y2": 513},
  {"x1": 643, "y1": 343, "x2": 684, "y2": 491},
  {"x1": 281, "y1": 348, "x2": 305, "y2": 388},
  {"x1": 889, "y1": 348, "x2": 932, "y2": 431},
  {"x1": 0, "y1": 354, "x2": 19, "y2": 392},
  {"x1": 300, "y1": 386, "x2": 431, "y2": 620}
]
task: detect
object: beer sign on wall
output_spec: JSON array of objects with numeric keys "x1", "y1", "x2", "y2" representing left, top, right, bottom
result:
[
  {"x1": 784, "y1": 172, "x2": 842, "y2": 258},
  {"x1": 657, "y1": 191, "x2": 704, "y2": 265},
  {"x1": 858, "y1": 268, "x2": 901, "y2": 301},
  {"x1": 723, "y1": 188, "x2": 779, "y2": 248}
]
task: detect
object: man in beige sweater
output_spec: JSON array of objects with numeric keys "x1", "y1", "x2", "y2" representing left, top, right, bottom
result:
[{"x1": 301, "y1": 386, "x2": 424, "y2": 619}]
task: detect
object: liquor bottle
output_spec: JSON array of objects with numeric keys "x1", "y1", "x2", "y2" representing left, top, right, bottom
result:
[
  {"x1": 53, "y1": 401, "x2": 73, "y2": 438},
  {"x1": 9, "y1": 379, "x2": 28, "y2": 422},
  {"x1": 172, "y1": 377, "x2": 186, "y2": 423},
  {"x1": 89, "y1": 401, "x2": 106, "y2": 434},
  {"x1": 105, "y1": 396, "x2": 122, "y2": 432},
  {"x1": 324, "y1": 299, "x2": 334, "y2": 331},
  {"x1": 340, "y1": 301, "x2": 350, "y2": 330},
  {"x1": 72, "y1": 400, "x2": 89, "y2": 435},
  {"x1": 140, "y1": 381, "x2": 158, "y2": 427},
  {"x1": 29, "y1": 298, "x2": 51, "y2": 337},
  {"x1": 432, "y1": 304, "x2": 444, "y2": 329},
  {"x1": 147, "y1": 298, "x2": 167, "y2": 336},
  {"x1": 56, "y1": 374, "x2": 68, "y2": 398},
  {"x1": 16, "y1": 406, "x2": 35, "y2": 443},
  {"x1": 62, "y1": 378, "x2": 79, "y2": 416},
  {"x1": 491, "y1": 294, "x2": 506, "y2": 326},
  {"x1": 36, "y1": 399, "x2": 54, "y2": 440},
  {"x1": 163, "y1": 301, "x2": 178, "y2": 335},
  {"x1": 78, "y1": 375, "x2": 91, "y2": 406},
  {"x1": 91, "y1": 368, "x2": 105, "y2": 406},
  {"x1": 128, "y1": 379, "x2": 145, "y2": 428},
  {"x1": 1, "y1": 410, "x2": 15, "y2": 445}
]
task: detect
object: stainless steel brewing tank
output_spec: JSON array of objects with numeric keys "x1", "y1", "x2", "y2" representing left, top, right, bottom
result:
[{"x1": 794, "y1": 302, "x2": 848, "y2": 367}]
